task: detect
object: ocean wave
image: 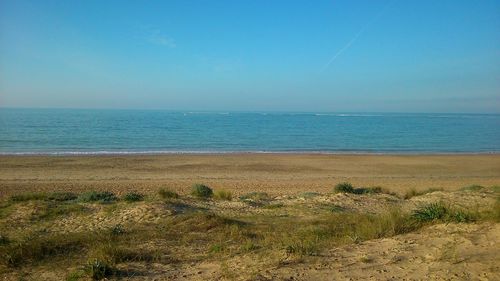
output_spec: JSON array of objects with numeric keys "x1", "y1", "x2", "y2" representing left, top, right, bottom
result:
[{"x1": 314, "y1": 113, "x2": 383, "y2": 117}]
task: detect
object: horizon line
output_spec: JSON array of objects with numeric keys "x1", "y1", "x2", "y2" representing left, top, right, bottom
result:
[{"x1": 1, "y1": 106, "x2": 499, "y2": 115}]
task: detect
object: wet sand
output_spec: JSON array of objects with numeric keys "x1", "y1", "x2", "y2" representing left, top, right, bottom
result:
[{"x1": 1, "y1": 154, "x2": 499, "y2": 198}]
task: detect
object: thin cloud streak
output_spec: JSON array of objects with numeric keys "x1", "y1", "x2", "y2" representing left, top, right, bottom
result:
[{"x1": 321, "y1": 0, "x2": 396, "y2": 72}]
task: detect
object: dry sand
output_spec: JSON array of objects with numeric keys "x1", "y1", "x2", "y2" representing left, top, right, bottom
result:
[{"x1": 1, "y1": 154, "x2": 499, "y2": 198}]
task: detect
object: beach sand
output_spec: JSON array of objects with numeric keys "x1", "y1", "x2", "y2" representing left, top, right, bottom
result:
[
  {"x1": 1, "y1": 154, "x2": 499, "y2": 280},
  {"x1": 1, "y1": 154, "x2": 499, "y2": 197}
]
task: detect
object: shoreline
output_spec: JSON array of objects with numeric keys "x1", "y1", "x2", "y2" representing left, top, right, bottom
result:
[{"x1": 1, "y1": 151, "x2": 500, "y2": 156}]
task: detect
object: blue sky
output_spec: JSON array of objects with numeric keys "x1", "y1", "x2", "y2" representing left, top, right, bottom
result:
[{"x1": 0, "y1": 0, "x2": 499, "y2": 113}]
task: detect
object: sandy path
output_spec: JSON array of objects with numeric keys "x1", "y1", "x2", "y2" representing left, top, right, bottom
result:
[{"x1": 1, "y1": 154, "x2": 499, "y2": 197}]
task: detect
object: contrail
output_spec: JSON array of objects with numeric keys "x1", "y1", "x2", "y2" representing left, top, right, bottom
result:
[{"x1": 321, "y1": 0, "x2": 396, "y2": 72}]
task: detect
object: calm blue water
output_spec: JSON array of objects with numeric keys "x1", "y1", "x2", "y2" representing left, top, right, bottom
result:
[{"x1": 1, "y1": 108, "x2": 499, "y2": 154}]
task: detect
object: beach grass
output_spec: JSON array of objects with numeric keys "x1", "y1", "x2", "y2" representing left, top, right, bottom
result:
[{"x1": 0, "y1": 186, "x2": 498, "y2": 280}]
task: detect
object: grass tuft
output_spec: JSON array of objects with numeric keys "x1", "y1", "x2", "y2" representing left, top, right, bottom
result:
[
  {"x1": 412, "y1": 202, "x2": 448, "y2": 222},
  {"x1": 191, "y1": 184, "x2": 213, "y2": 198},
  {"x1": 333, "y1": 182, "x2": 355, "y2": 193},
  {"x1": 214, "y1": 190, "x2": 233, "y2": 201},
  {"x1": 122, "y1": 192, "x2": 144, "y2": 202},
  {"x1": 85, "y1": 259, "x2": 114, "y2": 280},
  {"x1": 78, "y1": 191, "x2": 117, "y2": 203},
  {"x1": 412, "y1": 202, "x2": 476, "y2": 223},
  {"x1": 158, "y1": 188, "x2": 180, "y2": 199}
]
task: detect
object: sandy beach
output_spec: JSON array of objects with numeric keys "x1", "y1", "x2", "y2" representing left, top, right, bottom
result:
[{"x1": 1, "y1": 154, "x2": 499, "y2": 198}]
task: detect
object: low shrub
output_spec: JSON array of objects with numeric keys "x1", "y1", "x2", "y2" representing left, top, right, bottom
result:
[
  {"x1": 191, "y1": 184, "x2": 213, "y2": 198},
  {"x1": 158, "y1": 188, "x2": 179, "y2": 199},
  {"x1": 78, "y1": 191, "x2": 117, "y2": 203},
  {"x1": 122, "y1": 192, "x2": 144, "y2": 202},
  {"x1": 333, "y1": 182, "x2": 354, "y2": 193},
  {"x1": 214, "y1": 190, "x2": 233, "y2": 201}
]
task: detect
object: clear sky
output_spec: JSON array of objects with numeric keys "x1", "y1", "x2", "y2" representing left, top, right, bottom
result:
[{"x1": 1, "y1": 0, "x2": 499, "y2": 113}]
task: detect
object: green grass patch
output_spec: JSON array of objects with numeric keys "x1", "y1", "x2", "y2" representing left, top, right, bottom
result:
[
  {"x1": 34, "y1": 202, "x2": 88, "y2": 220},
  {"x1": 191, "y1": 184, "x2": 213, "y2": 198},
  {"x1": 412, "y1": 202, "x2": 476, "y2": 223},
  {"x1": 333, "y1": 182, "x2": 355, "y2": 193},
  {"x1": 333, "y1": 183, "x2": 393, "y2": 195},
  {"x1": 9, "y1": 192, "x2": 48, "y2": 202},
  {"x1": 122, "y1": 192, "x2": 144, "y2": 202},
  {"x1": 78, "y1": 191, "x2": 117, "y2": 203},
  {"x1": 460, "y1": 184, "x2": 484, "y2": 191}
]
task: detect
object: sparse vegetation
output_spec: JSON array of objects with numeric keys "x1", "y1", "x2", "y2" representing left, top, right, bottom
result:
[
  {"x1": 122, "y1": 192, "x2": 144, "y2": 202},
  {"x1": 9, "y1": 192, "x2": 80, "y2": 203},
  {"x1": 158, "y1": 188, "x2": 180, "y2": 199},
  {"x1": 78, "y1": 191, "x2": 117, "y2": 203},
  {"x1": 85, "y1": 259, "x2": 114, "y2": 280},
  {"x1": 460, "y1": 184, "x2": 484, "y2": 191},
  {"x1": 191, "y1": 184, "x2": 213, "y2": 198},
  {"x1": 239, "y1": 192, "x2": 270, "y2": 201},
  {"x1": 404, "y1": 187, "x2": 443, "y2": 199},
  {"x1": 298, "y1": 192, "x2": 321, "y2": 199},
  {"x1": 9, "y1": 192, "x2": 48, "y2": 202},
  {"x1": 0, "y1": 185, "x2": 497, "y2": 280},
  {"x1": 0, "y1": 234, "x2": 9, "y2": 245},
  {"x1": 214, "y1": 190, "x2": 233, "y2": 201},
  {"x1": 47, "y1": 192, "x2": 78, "y2": 201},
  {"x1": 263, "y1": 203, "x2": 284, "y2": 209},
  {"x1": 34, "y1": 201, "x2": 87, "y2": 220}
]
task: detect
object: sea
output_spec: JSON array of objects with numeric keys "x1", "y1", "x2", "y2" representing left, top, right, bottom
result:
[{"x1": 1, "y1": 108, "x2": 499, "y2": 155}]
